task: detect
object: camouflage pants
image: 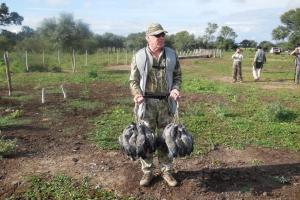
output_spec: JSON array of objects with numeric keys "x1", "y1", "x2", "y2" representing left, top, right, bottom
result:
[
  {"x1": 232, "y1": 61, "x2": 242, "y2": 81},
  {"x1": 138, "y1": 98, "x2": 174, "y2": 174}
]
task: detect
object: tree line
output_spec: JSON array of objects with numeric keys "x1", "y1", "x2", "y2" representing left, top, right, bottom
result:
[{"x1": 1, "y1": 3, "x2": 299, "y2": 54}]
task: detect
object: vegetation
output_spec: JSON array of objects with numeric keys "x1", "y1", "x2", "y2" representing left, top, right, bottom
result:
[{"x1": 6, "y1": 175, "x2": 133, "y2": 200}]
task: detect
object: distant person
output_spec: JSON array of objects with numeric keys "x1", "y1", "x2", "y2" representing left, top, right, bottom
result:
[
  {"x1": 231, "y1": 48, "x2": 243, "y2": 83},
  {"x1": 290, "y1": 44, "x2": 300, "y2": 84},
  {"x1": 129, "y1": 23, "x2": 182, "y2": 187},
  {"x1": 252, "y1": 46, "x2": 267, "y2": 81}
]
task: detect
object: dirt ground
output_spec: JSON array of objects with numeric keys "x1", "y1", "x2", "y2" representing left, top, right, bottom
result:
[{"x1": 0, "y1": 69, "x2": 300, "y2": 200}]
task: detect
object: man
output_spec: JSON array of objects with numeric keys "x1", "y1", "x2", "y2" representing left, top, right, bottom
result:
[
  {"x1": 290, "y1": 45, "x2": 300, "y2": 84},
  {"x1": 252, "y1": 46, "x2": 266, "y2": 81},
  {"x1": 231, "y1": 48, "x2": 243, "y2": 83},
  {"x1": 129, "y1": 23, "x2": 182, "y2": 187}
]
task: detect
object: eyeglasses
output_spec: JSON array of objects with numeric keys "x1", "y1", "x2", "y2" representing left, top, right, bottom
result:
[{"x1": 153, "y1": 33, "x2": 165, "y2": 38}]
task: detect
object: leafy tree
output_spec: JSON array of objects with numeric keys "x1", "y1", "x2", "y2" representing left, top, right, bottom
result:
[
  {"x1": 216, "y1": 36, "x2": 237, "y2": 50},
  {"x1": 272, "y1": 8, "x2": 300, "y2": 46},
  {"x1": 174, "y1": 31, "x2": 196, "y2": 51},
  {"x1": 259, "y1": 41, "x2": 274, "y2": 51},
  {"x1": 38, "y1": 13, "x2": 93, "y2": 51},
  {"x1": 272, "y1": 25, "x2": 289, "y2": 41},
  {"x1": 203, "y1": 22, "x2": 218, "y2": 48},
  {"x1": 124, "y1": 32, "x2": 146, "y2": 50},
  {"x1": 0, "y1": 3, "x2": 23, "y2": 27},
  {"x1": 17, "y1": 26, "x2": 35, "y2": 40},
  {"x1": 239, "y1": 39, "x2": 257, "y2": 48},
  {"x1": 219, "y1": 26, "x2": 237, "y2": 40}
]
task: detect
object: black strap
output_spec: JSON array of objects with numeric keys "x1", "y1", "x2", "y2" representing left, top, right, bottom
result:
[{"x1": 143, "y1": 92, "x2": 169, "y2": 100}]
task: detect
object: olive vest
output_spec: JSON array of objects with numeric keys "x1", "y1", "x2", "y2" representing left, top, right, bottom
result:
[{"x1": 135, "y1": 47, "x2": 177, "y2": 115}]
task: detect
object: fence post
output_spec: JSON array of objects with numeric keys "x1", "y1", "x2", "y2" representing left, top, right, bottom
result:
[
  {"x1": 61, "y1": 84, "x2": 67, "y2": 99},
  {"x1": 42, "y1": 49, "x2": 45, "y2": 66},
  {"x1": 25, "y1": 50, "x2": 29, "y2": 71},
  {"x1": 42, "y1": 88, "x2": 45, "y2": 104},
  {"x1": 72, "y1": 49, "x2": 76, "y2": 72},
  {"x1": 85, "y1": 49, "x2": 88, "y2": 66},
  {"x1": 3, "y1": 51, "x2": 12, "y2": 96},
  {"x1": 57, "y1": 49, "x2": 61, "y2": 67}
]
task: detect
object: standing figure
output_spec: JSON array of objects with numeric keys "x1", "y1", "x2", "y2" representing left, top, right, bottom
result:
[
  {"x1": 252, "y1": 46, "x2": 267, "y2": 81},
  {"x1": 231, "y1": 48, "x2": 243, "y2": 83},
  {"x1": 290, "y1": 45, "x2": 300, "y2": 84},
  {"x1": 129, "y1": 23, "x2": 182, "y2": 187}
]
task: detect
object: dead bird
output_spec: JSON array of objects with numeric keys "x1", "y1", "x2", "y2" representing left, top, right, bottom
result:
[
  {"x1": 162, "y1": 123, "x2": 178, "y2": 158},
  {"x1": 119, "y1": 122, "x2": 138, "y2": 159},
  {"x1": 178, "y1": 124, "x2": 194, "y2": 155},
  {"x1": 136, "y1": 123, "x2": 147, "y2": 159}
]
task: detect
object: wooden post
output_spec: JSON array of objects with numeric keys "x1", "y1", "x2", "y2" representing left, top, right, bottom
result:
[
  {"x1": 61, "y1": 84, "x2": 67, "y2": 99},
  {"x1": 108, "y1": 50, "x2": 110, "y2": 65},
  {"x1": 125, "y1": 49, "x2": 128, "y2": 64},
  {"x1": 42, "y1": 49, "x2": 45, "y2": 66},
  {"x1": 85, "y1": 49, "x2": 88, "y2": 66},
  {"x1": 72, "y1": 49, "x2": 76, "y2": 72},
  {"x1": 116, "y1": 48, "x2": 119, "y2": 64},
  {"x1": 3, "y1": 51, "x2": 12, "y2": 96},
  {"x1": 25, "y1": 50, "x2": 29, "y2": 71},
  {"x1": 57, "y1": 49, "x2": 61, "y2": 67},
  {"x1": 42, "y1": 88, "x2": 45, "y2": 104}
]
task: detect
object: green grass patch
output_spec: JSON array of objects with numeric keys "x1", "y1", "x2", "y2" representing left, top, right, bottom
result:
[
  {"x1": 0, "y1": 137, "x2": 17, "y2": 158},
  {"x1": 92, "y1": 106, "x2": 133, "y2": 150},
  {"x1": 8, "y1": 175, "x2": 131, "y2": 200},
  {"x1": 67, "y1": 99, "x2": 104, "y2": 111}
]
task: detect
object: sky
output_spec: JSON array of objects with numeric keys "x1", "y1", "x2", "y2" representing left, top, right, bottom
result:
[{"x1": 2, "y1": 0, "x2": 300, "y2": 43}]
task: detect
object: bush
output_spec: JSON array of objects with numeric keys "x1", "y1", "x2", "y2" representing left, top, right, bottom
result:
[
  {"x1": 88, "y1": 70, "x2": 98, "y2": 78},
  {"x1": 266, "y1": 103, "x2": 297, "y2": 122},
  {"x1": 0, "y1": 137, "x2": 17, "y2": 158}
]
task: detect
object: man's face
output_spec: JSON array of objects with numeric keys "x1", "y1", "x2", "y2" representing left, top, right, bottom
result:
[{"x1": 146, "y1": 32, "x2": 165, "y2": 51}]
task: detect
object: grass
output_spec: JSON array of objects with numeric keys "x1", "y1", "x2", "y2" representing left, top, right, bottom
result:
[
  {"x1": 0, "y1": 136, "x2": 17, "y2": 158},
  {"x1": 67, "y1": 99, "x2": 105, "y2": 111},
  {"x1": 92, "y1": 106, "x2": 133, "y2": 150},
  {"x1": 1, "y1": 50, "x2": 300, "y2": 198},
  {"x1": 6, "y1": 175, "x2": 133, "y2": 200}
]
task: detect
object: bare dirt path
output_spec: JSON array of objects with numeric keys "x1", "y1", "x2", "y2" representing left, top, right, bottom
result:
[{"x1": 0, "y1": 79, "x2": 300, "y2": 200}]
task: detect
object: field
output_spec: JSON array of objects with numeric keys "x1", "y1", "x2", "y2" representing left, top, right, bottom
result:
[{"x1": 0, "y1": 50, "x2": 300, "y2": 200}]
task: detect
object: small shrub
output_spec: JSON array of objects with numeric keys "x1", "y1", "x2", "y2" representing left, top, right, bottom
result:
[
  {"x1": 266, "y1": 103, "x2": 297, "y2": 122},
  {"x1": 0, "y1": 137, "x2": 17, "y2": 158},
  {"x1": 213, "y1": 104, "x2": 230, "y2": 118},
  {"x1": 88, "y1": 70, "x2": 98, "y2": 78},
  {"x1": 51, "y1": 66, "x2": 62, "y2": 72}
]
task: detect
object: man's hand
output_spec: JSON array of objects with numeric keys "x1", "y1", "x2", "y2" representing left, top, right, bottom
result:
[
  {"x1": 133, "y1": 94, "x2": 144, "y2": 104},
  {"x1": 170, "y1": 89, "x2": 180, "y2": 101}
]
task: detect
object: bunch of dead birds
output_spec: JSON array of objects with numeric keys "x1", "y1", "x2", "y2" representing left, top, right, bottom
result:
[{"x1": 119, "y1": 122, "x2": 193, "y2": 160}]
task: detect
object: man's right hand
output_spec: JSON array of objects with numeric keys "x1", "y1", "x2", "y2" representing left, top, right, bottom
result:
[{"x1": 134, "y1": 94, "x2": 144, "y2": 104}]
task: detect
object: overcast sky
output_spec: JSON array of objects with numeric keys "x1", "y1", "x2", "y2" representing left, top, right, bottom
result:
[{"x1": 2, "y1": 0, "x2": 300, "y2": 42}]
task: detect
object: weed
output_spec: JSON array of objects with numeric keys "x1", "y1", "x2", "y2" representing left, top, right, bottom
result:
[
  {"x1": 0, "y1": 136, "x2": 17, "y2": 158},
  {"x1": 266, "y1": 102, "x2": 297, "y2": 122},
  {"x1": 92, "y1": 106, "x2": 132, "y2": 150}
]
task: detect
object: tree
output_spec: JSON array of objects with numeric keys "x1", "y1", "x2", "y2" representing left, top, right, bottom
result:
[
  {"x1": 259, "y1": 41, "x2": 274, "y2": 51},
  {"x1": 219, "y1": 26, "x2": 237, "y2": 40},
  {"x1": 239, "y1": 39, "x2": 257, "y2": 48},
  {"x1": 0, "y1": 3, "x2": 23, "y2": 27},
  {"x1": 124, "y1": 32, "x2": 146, "y2": 50},
  {"x1": 38, "y1": 13, "x2": 93, "y2": 51},
  {"x1": 17, "y1": 26, "x2": 35, "y2": 40},
  {"x1": 216, "y1": 26, "x2": 238, "y2": 50},
  {"x1": 272, "y1": 8, "x2": 300, "y2": 46},
  {"x1": 204, "y1": 22, "x2": 218, "y2": 42},
  {"x1": 272, "y1": 25, "x2": 289, "y2": 41},
  {"x1": 174, "y1": 31, "x2": 196, "y2": 51}
]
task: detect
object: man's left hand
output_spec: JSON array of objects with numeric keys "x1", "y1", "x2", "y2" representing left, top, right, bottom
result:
[{"x1": 170, "y1": 89, "x2": 180, "y2": 101}]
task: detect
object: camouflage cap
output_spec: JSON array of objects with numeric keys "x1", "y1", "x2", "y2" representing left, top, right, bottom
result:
[{"x1": 146, "y1": 23, "x2": 168, "y2": 36}]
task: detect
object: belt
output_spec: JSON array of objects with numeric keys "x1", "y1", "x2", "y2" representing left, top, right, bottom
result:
[{"x1": 143, "y1": 92, "x2": 169, "y2": 100}]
